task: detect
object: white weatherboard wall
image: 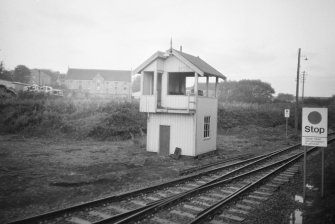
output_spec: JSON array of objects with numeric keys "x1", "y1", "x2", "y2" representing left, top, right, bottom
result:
[
  {"x1": 196, "y1": 97, "x2": 218, "y2": 155},
  {"x1": 164, "y1": 55, "x2": 193, "y2": 72},
  {"x1": 147, "y1": 113, "x2": 195, "y2": 156}
]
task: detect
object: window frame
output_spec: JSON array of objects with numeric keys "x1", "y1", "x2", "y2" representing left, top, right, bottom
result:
[{"x1": 204, "y1": 116, "x2": 211, "y2": 139}]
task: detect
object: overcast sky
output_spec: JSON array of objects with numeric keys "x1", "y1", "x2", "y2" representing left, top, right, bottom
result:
[{"x1": 1, "y1": 0, "x2": 334, "y2": 97}]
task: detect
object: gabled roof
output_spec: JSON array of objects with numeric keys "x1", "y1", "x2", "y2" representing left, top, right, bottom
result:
[
  {"x1": 133, "y1": 51, "x2": 167, "y2": 75},
  {"x1": 173, "y1": 49, "x2": 226, "y2": 79},
  {"x1": 133, "y1": 48, "x2": 226, "y2": 80},
  {"x1": 67, "y1": 68, "x2": 131, "y2": 82}
]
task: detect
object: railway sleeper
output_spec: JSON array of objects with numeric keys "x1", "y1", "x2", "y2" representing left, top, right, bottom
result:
[
  {"x1": 149, "y1": 148, "x2": 323, "y2": 224},
  {"x1": 170, "y1": 209, "x2": 196, "y2": 219},
  {"x1": 72, "y1": 162, "x2": 301, "y2": 224},
  {"x1": 219, "y1": 213, "x2": 245, "y2": 222},
  {"x1": 208, "y1": 167, "x2": 300, "y2": 223},
  {"x1": 183, "y1": 204, "x2": 204, "y2": 212},
  {"x1": 192, "y1": 200, "x2": 212, "y2": 207},
  {"x1": 150, "y1": 216, "x2": 179, "y2": 224},
  {"x1": 67, "y1": 216, "x2": 91, "y2": 224}
]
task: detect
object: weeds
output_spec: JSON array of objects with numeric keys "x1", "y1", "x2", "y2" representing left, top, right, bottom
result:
[
  {"x1": 217, "y1": 102, "x2": 291, "y2": 129},
  {"x1": 1, "y1": 97, "x2": 333, "y2": 139},
  {"x1": 0, "y1": 97, "x2": 146, "y2": 139}
]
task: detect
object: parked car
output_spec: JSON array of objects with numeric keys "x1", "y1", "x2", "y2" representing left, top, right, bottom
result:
[
  {"x1": 52, "y1": 89, "x2": 64, "y2": 97},
  {"x1": 40, "y1": 86, "x2": 53, "y2": 93},
  {"x1": 26, "y1": 84, "x2": 41, "y2": 92}
]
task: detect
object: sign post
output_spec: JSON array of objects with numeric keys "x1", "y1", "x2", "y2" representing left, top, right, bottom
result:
[
  {"x1": 284, "y1": 109, "x2": 290, "y2": 139},
  {"x1": 321, "y1": 147, "x2": 325, "y2": 198},
  {"x1": 301, "y1": 108, "x2": 328, "y2": 201}
]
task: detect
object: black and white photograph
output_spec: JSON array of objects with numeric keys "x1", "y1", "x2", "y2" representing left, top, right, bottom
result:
[{"x1": 0, "y1": 0, "x2": 334, "y2": 223}]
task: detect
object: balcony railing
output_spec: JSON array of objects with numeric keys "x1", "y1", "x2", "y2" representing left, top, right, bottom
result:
[
  {"x1": 140, "y1": 94, "x2": 199, "y2": 113},
  {"x1": 163, "y1": 95, "x2": 195, "y2": 110}
]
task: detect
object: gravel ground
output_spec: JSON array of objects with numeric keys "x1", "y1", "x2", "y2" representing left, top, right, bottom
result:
[
  {"x1": 0, "y1": 125, "x2": 300, "y2": 223},
  {"x1": 247, "y1": 140, "x2": 335, "y2": 224}
]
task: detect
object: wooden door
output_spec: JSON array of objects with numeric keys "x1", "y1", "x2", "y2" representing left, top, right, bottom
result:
[{"x1": 159, "y1": 125, "x2": 170, "y2": 156}]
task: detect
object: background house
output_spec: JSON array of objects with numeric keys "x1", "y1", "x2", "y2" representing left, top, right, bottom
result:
[
  {"x1": 30, "y1": 69, "x2": 60, "y2": 86},
  {"x1": 65, "y1": 68, "x2": 131, "y2": 99},
  {"x1": 56, "y1": 73, "x2": 67, "y2": 86}
]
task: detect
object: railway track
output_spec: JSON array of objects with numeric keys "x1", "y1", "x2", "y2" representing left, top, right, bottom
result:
[{"x1": 9, "y1": 133, "x2": 335, "y2": 224}]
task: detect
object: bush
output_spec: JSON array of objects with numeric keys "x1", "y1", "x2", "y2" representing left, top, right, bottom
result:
[
  {"x1": 89, "y1": 102, "x2": 146, "y2": 140},
  {"x1": 0, "y1": 97, "x2": 146, "y2": 139},
  {"x1": 217, "y1": 102, "x2": 292, "y2": 129},
  {"x1": 1, "y1": 96, "x2": 333, "y2": 139}
]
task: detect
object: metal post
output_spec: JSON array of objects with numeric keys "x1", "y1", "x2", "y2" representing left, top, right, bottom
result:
[
  {"x1": 286, "y1": 118, "x2": 288, "y2": 139},
  {"x1": 321, "y1": 147, "x2": 324, "y2": 198},
  {"x1": 303, "y1": 146, "x2": 307, "y2": 203},
  {"x1": 206, "y1": 75, "x2": 209, "y2": 97},
  {"x1": 295, "y1": 48, "x2": 301, "y2": 134}
]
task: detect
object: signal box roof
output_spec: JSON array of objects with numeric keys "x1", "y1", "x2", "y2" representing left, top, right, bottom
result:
[{"x1": 134, "y1": 49, "x2": 226, "y2": 80}]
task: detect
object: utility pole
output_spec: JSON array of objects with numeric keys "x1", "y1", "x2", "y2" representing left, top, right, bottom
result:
[
  {"x1": 295, "y1": 48, "x2": 301, "y2": 134},
  {"x1": 301, "y1": 71, "x2": 306, "y2": 106}
]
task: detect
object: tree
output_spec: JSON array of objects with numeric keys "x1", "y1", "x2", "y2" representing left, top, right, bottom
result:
[
  {"x1": 13, "y1": 65, "x2": 31, "y2": 83},
  {"x1": 0, "y1": 61, "x2": 13, "y2": 81},
  {"x1": 218, "y1": 80, "x2": 238, "y2": 102},
  {"x1": 0, "y1": 61, "x2": 3, "y2": 75},
  {"x1": 275, "y1": 93, "x2": 294, "y2": 102},
  {"x1": 132, "y1": 75, "x2": 141, "y2": 92},
  {"x1": 219, "y1": 79, "x2": 275, "y2": 103}
]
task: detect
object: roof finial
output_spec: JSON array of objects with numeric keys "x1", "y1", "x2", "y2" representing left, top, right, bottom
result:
[{"x1": 170, "y1": 37, "x2": 173, "y2": 53}]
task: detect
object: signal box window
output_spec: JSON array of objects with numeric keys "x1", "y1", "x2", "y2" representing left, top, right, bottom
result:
[{"x1": 204, "y1": 116, "x2": 210, "y2": 138}]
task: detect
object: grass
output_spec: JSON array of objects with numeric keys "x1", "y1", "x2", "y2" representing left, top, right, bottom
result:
[
  {"x1": 0, "y1": 97, "x2": 146, "y2": 139},
  {"x1": 1, "y1": 95, "x2": 334, "y2": 223},
  {"x1": 1, "y1": 96, "x2": 334, "y2": 139},
  {"x1": 0, "y1": 124, "x2": 300, "y2": 223},
  {"x1": 217, "y1": 102, "x2": 292, "y2": 129}
]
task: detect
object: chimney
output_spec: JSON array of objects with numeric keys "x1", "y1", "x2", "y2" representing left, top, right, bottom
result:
[{"x1": 180, "y1": 46, "x2": 182, "y2": 52}]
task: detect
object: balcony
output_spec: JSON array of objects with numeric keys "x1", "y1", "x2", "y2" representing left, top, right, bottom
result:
[{"x1": 140, "y1": 95, "x2": 196, "y2": 113}]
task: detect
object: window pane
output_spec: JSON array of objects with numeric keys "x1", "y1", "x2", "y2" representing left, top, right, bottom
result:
[{"x1": 204, "y1": 116, "x2": 210, "y2": 138}]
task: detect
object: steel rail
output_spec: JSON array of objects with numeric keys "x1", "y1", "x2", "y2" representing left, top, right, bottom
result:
[
  {"x1": 179, "y1": 153, "x2": 253, "y2": 175},
  {"x1": 8, "y1": 143, "x2": 300, "y2": 224},
  {"x1": 110, "y1": 136, "x2": 335, "y2": 224},
  {"x1": 107, "y1": 153, "x2": 305, "y2": 224},
  {"x1": 9, "y1": 134, "x2": 335, "y2": 224},
  {"x1": 188, "y1": 144, "x2": 330, "y2": 224},
  {"x1": 92, "y1": 150, "x2": 302, "y2": 224}
]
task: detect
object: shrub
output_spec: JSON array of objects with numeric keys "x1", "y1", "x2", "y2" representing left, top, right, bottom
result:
[
  {"x1": 217, "y1": 102, "x2": 292, "y2": 129},
  {"x1": 89, "y1": 102, "x2": 146, "y2": 140},
  {"x1": 0, "y1": 97, "x2": 146, "y2": 139}
]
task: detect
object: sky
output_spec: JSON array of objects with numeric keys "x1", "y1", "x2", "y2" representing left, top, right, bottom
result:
[{"x1": 0, "y1": 0, "x2": 334, "y2": 97}]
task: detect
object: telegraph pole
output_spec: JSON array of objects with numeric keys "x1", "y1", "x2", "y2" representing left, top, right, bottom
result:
[
  {"x1": 295, "y1": 48, "x2": 301, "y2": 134},
  {"x1": 301, "y1": 71, "x2": 306, "y2": 106}
]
